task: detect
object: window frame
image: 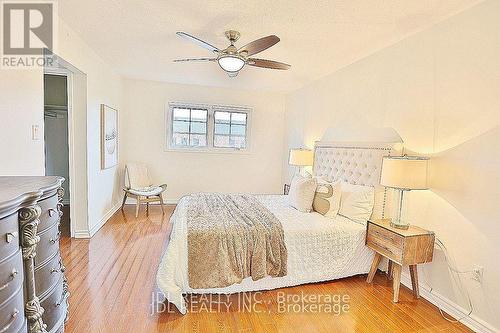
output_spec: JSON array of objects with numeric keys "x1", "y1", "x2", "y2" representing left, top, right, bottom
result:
[
  {"x1": 166, "y1": 102, "x2": 252, "y2": 153},
  {"x1": 170, "y1": 106, "x2": 209, "y2": 149},
  {"x1": 213, "y1": 109, "x2": 248, "y2": 149}
]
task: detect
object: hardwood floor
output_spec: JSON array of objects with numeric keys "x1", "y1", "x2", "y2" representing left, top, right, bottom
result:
[{"x1": 60, "y1": 205, "x2": 472, "y2": 333}]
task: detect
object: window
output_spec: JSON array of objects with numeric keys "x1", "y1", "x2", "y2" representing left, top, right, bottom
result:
[
  {"x1": 214, "y1": 111, "x2": 247, "y2": 149},
  {"x1": 171, "y1": 107, "x2": 208, "y2": 148},
  {"x1": 167, "y1": 103, "x2": 251, "y2": 151}
]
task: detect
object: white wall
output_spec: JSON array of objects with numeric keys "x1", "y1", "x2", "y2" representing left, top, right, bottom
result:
[
  {"x1": 121, "y1": 79, "x2": 286, "y2": 202},
  {"x1": 284, "y1": 0, "x2": 500, "y2": 330},
  {"x1": 0, "y1": 71, "x2": 45, "y2": 174},
  {"x1": 0, "y1": 18, "x2": 123, "y2": 237},
  {"x1": 57, "y1": 19, "x2": 124, "y2": 236}
]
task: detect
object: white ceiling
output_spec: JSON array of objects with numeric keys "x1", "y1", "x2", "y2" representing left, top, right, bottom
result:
[{"x1": 59, "y1": 0, "x2": 482, "y2": 92}]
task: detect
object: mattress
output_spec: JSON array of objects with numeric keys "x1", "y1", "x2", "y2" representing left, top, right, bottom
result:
[{"x1": 156, "y1": 194, "x2": 375, "y2": 314}]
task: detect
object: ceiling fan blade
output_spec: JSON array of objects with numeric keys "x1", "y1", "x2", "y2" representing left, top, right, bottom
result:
[
  {"x1": 247, "y1": 58, "x2": 291, "y2": 70},
  {"x1": 176, "y1": 32, "x2": 220, "y2": 53},
  {"x1": 238, "y1": 35, "x2": 280, "y2": 56},
  {"x1": 173, "y1": 58, "x2": 215, "y2": 62}
]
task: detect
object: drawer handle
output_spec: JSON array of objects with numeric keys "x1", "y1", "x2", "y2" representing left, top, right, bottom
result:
[
  {"x1": 48, "y1": 208, "x2": 58, "y2": 217},
  {"x1": 0, "y1": 269, "x2": 18, "y2": 291},
  {"x1": 0, "y1": 309, "x2": 19, "y2": 333},
  {"x1": 50, "y1": 231, "x2": 62, "y2": 244},
  {"x1": 377, "y1": 243, "x2": 393, "y2": 254},
  {"x1": 373, "y1": 230, "x2": 396, "y2": 242},
  {"x1": 6, "y1": 231, "x2": 18, "y2": 243}
]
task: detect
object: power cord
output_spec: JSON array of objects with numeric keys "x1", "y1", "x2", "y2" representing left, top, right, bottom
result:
[{"x1": 421, "y1": 237, "x2": 474, "y2": 323}]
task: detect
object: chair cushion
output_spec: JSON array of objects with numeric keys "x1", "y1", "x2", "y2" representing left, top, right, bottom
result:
[{"x1": 128, "y1": 186, "x2": 163, "y2": 196}]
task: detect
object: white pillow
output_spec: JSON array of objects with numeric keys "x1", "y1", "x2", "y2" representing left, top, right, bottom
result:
[
  {"x1": 312, "y1": 179, "x2": 342, "y2": 218},
  {"x1": 288, "y1": 174, "x2": 317, "y2": 212},
  {"x1": 338, "y1": 182, "x2": 375, "y2": 225}
]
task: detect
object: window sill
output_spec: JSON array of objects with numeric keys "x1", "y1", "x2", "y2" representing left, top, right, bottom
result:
[{"x1": 164, "y1": 147, "x2": 252, "y2": 155}]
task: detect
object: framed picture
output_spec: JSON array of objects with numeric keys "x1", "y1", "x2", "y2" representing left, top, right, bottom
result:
[{"x1": 101, "y1": 104, "x2": 118, "y2": 169}]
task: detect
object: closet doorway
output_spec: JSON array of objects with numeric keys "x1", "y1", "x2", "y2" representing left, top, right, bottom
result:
[{"x1": 44, "y1": 72, "x2": 71, "y2": 236}]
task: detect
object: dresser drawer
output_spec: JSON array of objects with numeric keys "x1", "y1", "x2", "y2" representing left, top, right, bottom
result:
[
  {"x1": 367, "y1": 223, "x2": 404, "y2": 248},
  {"x1": 0, "y1": 249, "x2": 23, "y2": 306},
  {"x1": 41, "y1": 277, "x2": 66, "y2": 332},
  {"x1": 35, "y1": 220, "x2": 60, "y2": 268},
  {"x1": 34, "y1": 217, "x2": 61, "y2": 268},
  {"x1": 15, "y1": 319, "x2": 26, "y2": 333},
  {"x1": 38, "y1": 194, "x2": 60, "y2": 233},
  {"x1": 35, "y1": 253, "x2": 63, "y2": 299},
  {"x1": 0, "y1": 285, "x2": 25, "y2": 333},
  {"x1": 366, "y1": 232, "x2": 403, "y2": 263},
  {"x1": 53, "y1": 322, "x2": 65, "y2": 333},
  {"x1": 0, "y1": 213, "x2": 20, "y2": 260}
]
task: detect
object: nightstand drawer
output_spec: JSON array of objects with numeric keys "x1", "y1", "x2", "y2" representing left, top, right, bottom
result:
[
  {"x1": 366, "y1": 233, "x2": 402, "y2": 263},
  {"x1": 367, "y1": 223, "x2": 404, "y2": 248}
]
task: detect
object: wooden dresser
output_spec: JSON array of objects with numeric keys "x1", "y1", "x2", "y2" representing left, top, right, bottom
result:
[{"x1": 0, "y1": 177, "x2": 69, "y2": 333}]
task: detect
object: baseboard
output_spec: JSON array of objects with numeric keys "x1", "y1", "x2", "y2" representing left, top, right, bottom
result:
[
  {"x1": 73, "y1": 229, "x2": 91, "y2": 238},
  {"x1": 165, "y1": 199, "x2": 178, "y2": 204},
  {"x1": 124, "y1": 198, "x2": 178, "y2": 205},
  {"x1": 73, "y1": 201, "x2": 121, "y2": 239},
  {"x1": 89, "y1": 201, "x2": 121, "y2": 237},
  {"x1": 399, "y1": 272, "x2": 498, "y2": 333}
]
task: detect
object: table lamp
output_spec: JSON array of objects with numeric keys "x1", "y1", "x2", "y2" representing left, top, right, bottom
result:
[
  {"x1": 380, "y1": 155, "x2": 429, "y2": 229},
  {"x1": 289, "y1": 148, "x2": 314, "y2": 175}
]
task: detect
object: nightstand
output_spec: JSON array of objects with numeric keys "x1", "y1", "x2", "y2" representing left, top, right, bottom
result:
[{"x1": 365, "y1": 219, "x2": 435, "y2": 302}]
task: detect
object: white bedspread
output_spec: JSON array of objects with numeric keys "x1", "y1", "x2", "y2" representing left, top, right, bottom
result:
[{"x1": 156, "y1": 194, "x2": 374, "y2": 314}]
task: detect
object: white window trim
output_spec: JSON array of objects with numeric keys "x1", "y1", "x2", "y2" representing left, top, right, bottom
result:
[{"x1": 165, "y1": 102, "x2": 252, "y2": 154}]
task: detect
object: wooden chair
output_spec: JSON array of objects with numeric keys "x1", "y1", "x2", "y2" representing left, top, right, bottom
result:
[{"x1": 121, "y1": 163, "x2": 167, "y2": 217}]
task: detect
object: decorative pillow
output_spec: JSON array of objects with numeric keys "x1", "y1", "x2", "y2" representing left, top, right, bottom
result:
[
  {"x1": 313, "y1": 179, "x2": 342, "y2": 218},
  {"x1": 338, "y1": 182, "x2": 375, "y2": 225},
  {"x1": 288, "y1": 174, "x2": 317, "y2": 213}
]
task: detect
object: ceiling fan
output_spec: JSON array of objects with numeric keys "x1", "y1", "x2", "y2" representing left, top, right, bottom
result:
[{"x1": 174, "y1": 30, "x2": 291, "y2": 77}]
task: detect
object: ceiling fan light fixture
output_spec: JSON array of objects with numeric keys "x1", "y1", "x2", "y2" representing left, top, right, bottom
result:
[
  {"x1": 217, "y1": 55, "x2": 245, "y2": 73},
  {"x1": 176, "y1": 30, "x2": 291, "y2": 76}
]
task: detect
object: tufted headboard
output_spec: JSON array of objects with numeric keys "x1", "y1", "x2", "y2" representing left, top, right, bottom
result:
[{"x1": 313, "y1": 141, "x2": 402, "y2": 219}]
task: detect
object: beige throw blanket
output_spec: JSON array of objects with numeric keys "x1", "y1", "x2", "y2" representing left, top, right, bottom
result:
[{"x1": 187, "y1": 193, "x2": 287, "y2": 289}]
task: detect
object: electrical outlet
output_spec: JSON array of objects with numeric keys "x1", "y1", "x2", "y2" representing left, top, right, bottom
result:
[{"x1": 472, "y1": 265, "x2": 483, "y2": 283}]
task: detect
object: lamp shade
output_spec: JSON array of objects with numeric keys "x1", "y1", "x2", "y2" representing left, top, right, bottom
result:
[
  {"x1": 380, "y1": 156, "x2": 429, "y2": 190},
  {"x1": 289, "y1": 149, "x2": 314, "y2": 166}
]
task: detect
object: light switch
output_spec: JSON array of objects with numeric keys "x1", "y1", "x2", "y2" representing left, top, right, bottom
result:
[{"x1": 32, "y1": 124, "x2": 40, "y2": 140}]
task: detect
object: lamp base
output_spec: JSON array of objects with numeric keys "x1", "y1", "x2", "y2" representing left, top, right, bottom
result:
[{"x1": 390, "y1": 219, "x2": 410, "y2": 230}]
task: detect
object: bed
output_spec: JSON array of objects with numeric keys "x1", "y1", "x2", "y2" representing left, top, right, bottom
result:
[{"x1": 157, "y1": 138, "x2": 402, "y2": 314}]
